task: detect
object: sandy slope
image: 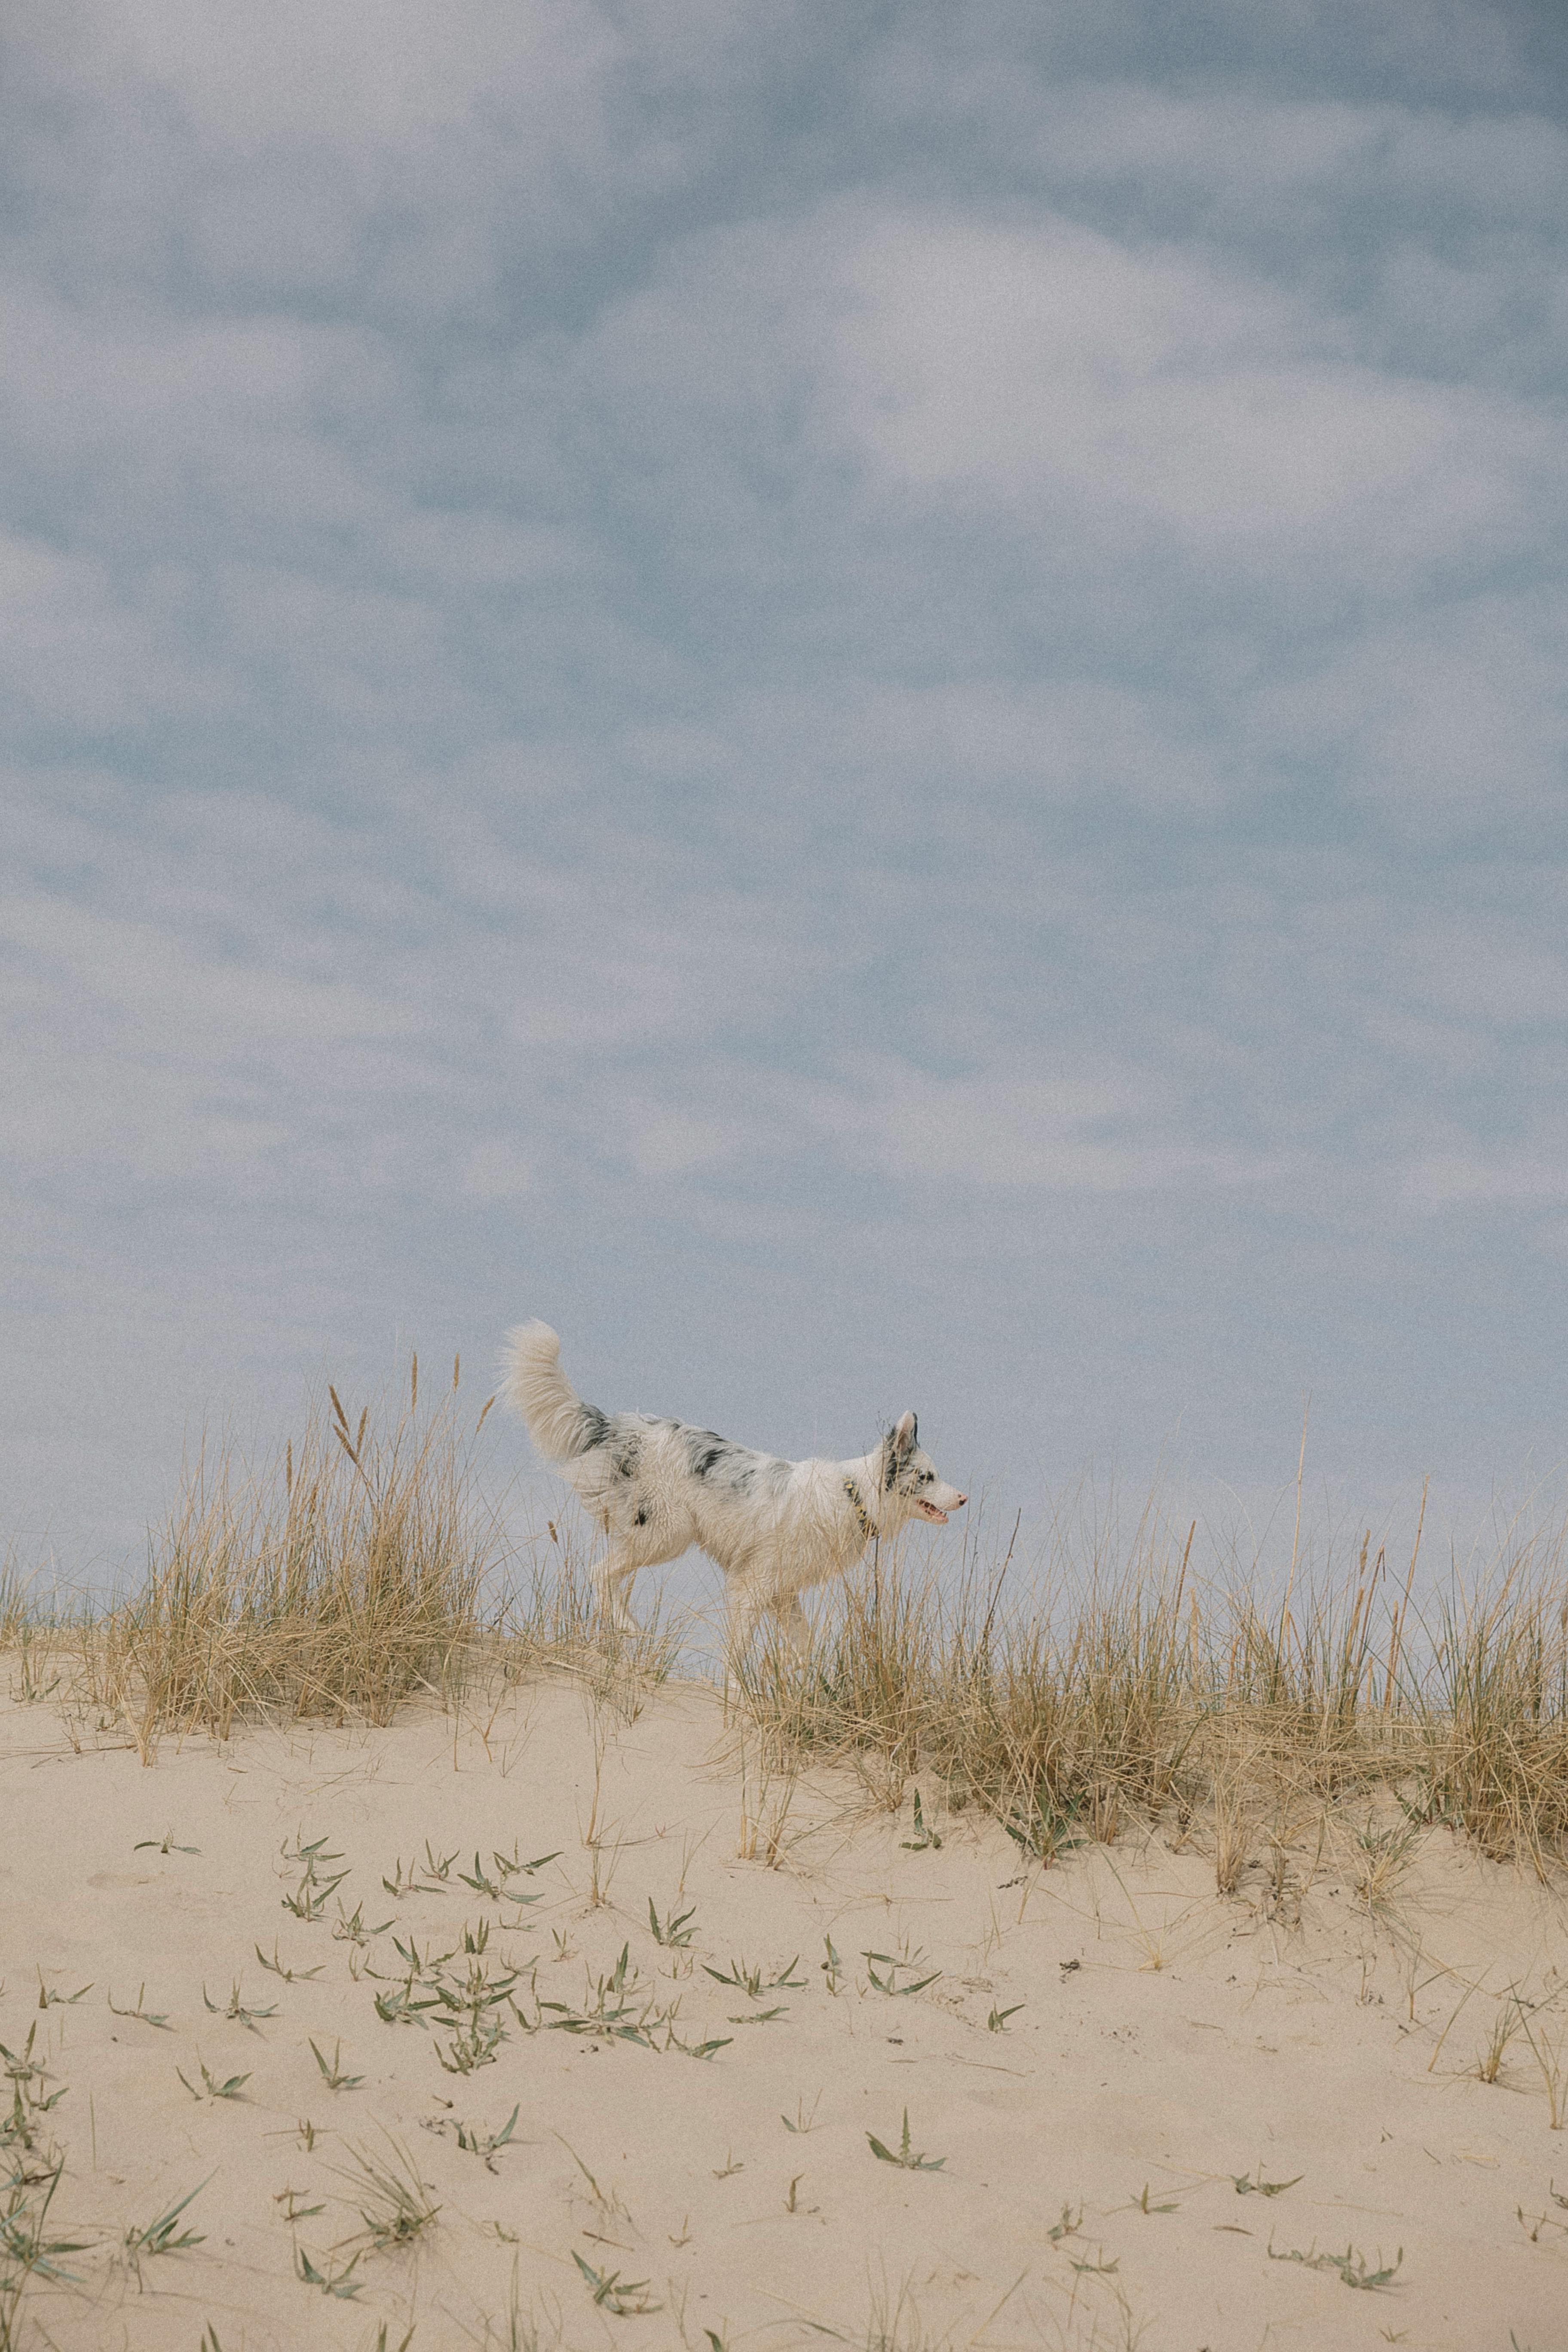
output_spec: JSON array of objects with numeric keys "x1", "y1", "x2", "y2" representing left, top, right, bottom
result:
[{"x1": 3, "y1": 1673, "x2": 1566, "y2": 2351}]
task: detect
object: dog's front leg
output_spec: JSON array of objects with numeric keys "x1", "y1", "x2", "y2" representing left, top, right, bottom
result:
[
  {"x1": 594, "y1": 1543, "x2": 641, "y2": 1634},
  {"x1": 723, "y1": 1578, "x2": 767, "y2": 1671}
]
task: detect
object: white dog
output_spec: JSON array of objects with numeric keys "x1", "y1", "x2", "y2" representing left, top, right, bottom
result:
[{"x1": 501, "y1": 1321, "x2": 967, "y2": 1655}]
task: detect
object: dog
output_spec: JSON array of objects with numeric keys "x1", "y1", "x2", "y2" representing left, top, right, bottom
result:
[{"x1": 501, "y1": 1321, "x2": 967, "y2": 1655}]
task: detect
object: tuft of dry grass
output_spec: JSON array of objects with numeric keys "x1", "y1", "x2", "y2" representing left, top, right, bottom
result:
[
  {"x1": 729, "y1": 1494, "x2": 1568, "y2": 1879},
  {"x1": 3, "y1": 1360, "x2": 681, "y2": 1759},
  {"x1": 71, "y1": 1365, "x2": 502, "y2": 1750},
  {"x1": 7, "y1": 1377, "x2": 1568, "y2": 1875}
]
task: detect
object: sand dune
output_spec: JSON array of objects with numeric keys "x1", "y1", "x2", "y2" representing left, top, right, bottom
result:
[{"x1": 3, "y1": 1672, "x2": 1566, "y2": 2349}]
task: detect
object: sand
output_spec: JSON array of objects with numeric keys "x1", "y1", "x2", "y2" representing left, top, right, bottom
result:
[{"x1": 3, "y1": 1672, "x2": 1566, "y2": 2351}]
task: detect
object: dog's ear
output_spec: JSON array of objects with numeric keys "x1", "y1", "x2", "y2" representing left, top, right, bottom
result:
[{"x1": 891, "y1": 1411, "x2": 917, "y2": 1456}]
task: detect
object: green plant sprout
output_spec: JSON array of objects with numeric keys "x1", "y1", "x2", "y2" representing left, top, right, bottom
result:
[
  {"x1": 1268, "y1": 2240, "x2": 1403, "y2": 2290},
  {"x1": 900, "y1": 1790, "x2": 943, "y2": 1850},
  {"x1": 864, "y1": 1949, "x2": 941, "y2": 1997},
  {"x1": 107, "y1": 1985, "x2": 172, "y2": 2030},
  {"x1": 867, "y1": 2109, "x2": 944, "y2": 2171},
  {"x1": 203, "y1": 1981, "x2": 277, "y2": 2034},
  {"x1": 176, "y1": 2058, "x2": 250, "y2": 2102},
  {"x1": 122, "y1": 2175, "x2": 211, "y2": 2269},
  {"x1": 649, "y1": 1898, "x2": 697, "y2": 1948},
  {"x1": 309, "y1": 2039, "x2": 364, "y2": 2092},
  {"x1": 572, "y1": 2248, "x2": 661, "y2": 2315}
]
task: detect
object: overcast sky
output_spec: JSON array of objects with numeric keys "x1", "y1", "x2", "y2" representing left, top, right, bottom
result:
[{"x1": 5, "y1": 1, "x2": 1568, "y2": 1586}]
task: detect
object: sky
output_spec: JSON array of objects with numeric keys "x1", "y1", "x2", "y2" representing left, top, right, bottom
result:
[{"x1": 4, "y1": 0, "x2": 1568, "y2": 1590}]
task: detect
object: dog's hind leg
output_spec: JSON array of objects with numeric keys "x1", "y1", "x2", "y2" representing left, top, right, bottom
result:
[
  {"x1": 772, "y1": 1595, "x2": 810, "y2": 1657},
  {"x1": 596, "y1": 1524, "x2": 690, "y2": 1635}
]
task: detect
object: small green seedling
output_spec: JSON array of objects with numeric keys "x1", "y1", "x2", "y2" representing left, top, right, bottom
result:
[
  {"x1": 309, "y1": 2039, "x2": 364, "y2": 2092},
  {"x1": 279, "y1": 1834, "x2": 348, "y2": 1920},
  {"x1": 458, "y1": 1846, "x2": 558, "y2": 1899},
  {"x1": 35, "y1": 1974, "x2": 92, "y2": 2009},
  {"x1": 282, "y1": 1878, "x2": 345, "y2": 1922},
  {"x1": 712, "y1": 2150, "x2": 744, "y2": 2177},
  {"x1": 134, "y1": 1830, "x2": 199, "y2": 1854},
  {"x1": 456, "y1": 1855, "x2": 505, "y2": 1899},
  {"x1": 294, "y1": 2245, "x2": 364, "y2": 2299},
  {"x1": 1071, "y1": 2254, "x2": 1119, "y2": 2276},
  {"x1": 537, "y1": 1945, "x2": 655, "y2": 2048},
  {"x1": 1517, "y1": 2201, "x2": 1568, "y2": 2244},
  {"x1": 572, "y1": 2248, "x2": 660, "y2": 2315},
  {"x1": 987, "y1": 2003, "x2": 1024, "y2": 2033},
  {"x1": 122, "y1": 2175, "x2": 211, "y2": 2266},
  {"x1": 280, "y1": 1834, "x2": 345, "y2": 1878},
  {"x1": 1128, "y1": 2182, "x2": 1179, "y2": 2214},
  {"x1": 177, "y1": 2059, "x2": 251, "y2": 2102},
  {"x1": 727, "y1": 2006, "x2": 787, "y2": 2025},
  {"x1": 374, "y1": 1984, "x2": 438, "y2": 2028},
  {"x1": 867, "y1": 2109, "x2": 944, "y2": 2172},
  {"x1": 649, "y1": 1898, "x2": 697, "y2": 1948},
  {"x1": 383, "y1": 1858, "x2": 435, "y2": 1898},
  {"x1": 373, "y1": 1984, "x2": 439, "y2": 2028},
  {"x1": 496, "y1": 1841, "x2": 562, "y2": 1877},
  {"x1": 334, "y1": 1899, "x2": 394, "y2": 1947},
  {"x1": 437, "y1": 2017, "x2": 506, "y2": 2074},
  {"x1": 864, "y1": 1950, "x2": 941, "y2": 1997},
  {"x1": 203, "y1": 1981, "x2": 277, "y2": 2034},
  {"x1": 1268, "y1": 2240, "x2": 1403, "y2": 2290},
  {"x1": 703, "y1": 1956, "x2": 804, "y2": 1997},
  {"x1": 0, "y1": 2157, "x2": 91, "y2": 2283},
  {"x1": 453, "y1": 2104, "x2": 520, "y2": 2171},
  {"x1": 1047, "y1": 2202, "x2": 1082, "y2": 2244},
  {"x1": 392, "y1": 1932, "x2": 456, "y2": 1975},
  {"x1": 820, "y1": 1936, "x2": 844, "y2": 1995},
  {"x1": 900, "y1": 1790, "x2": 943, "y2": 1851},
  {"x1": 108, "y1": 1984, "x2": 171, "y2": 2030},
  {"x1": 781, "y1": 2093, "x2": 821, "y2": 2135},
  {"x1": 1, "y1": 2023, "x2": 66, "y2": 2120},
  {"x1": 1235, "y1": 2168, "x2": 1303, "y2": 2198},
  {"x1": 255, "y1": 1943, "x2": 323, "y2": 1983},
  {"x1": 1002, "y1": 1788, "x2": 1088, "y2": 1863},
  {"x1": 663, "y1": 2023, "x2": 732, "y2": 2060},
  {"x1": 273, "y1": 2187, "x2": 325, "y2": 2221}
]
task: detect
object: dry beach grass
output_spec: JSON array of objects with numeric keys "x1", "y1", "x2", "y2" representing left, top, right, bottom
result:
[{"x1": 3, "y1": 1371, "x2": 1568, "y2": 2348}]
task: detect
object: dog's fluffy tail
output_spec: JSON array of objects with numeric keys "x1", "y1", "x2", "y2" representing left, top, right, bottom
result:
[{"x1": 501, "y1": 1321, "x2": 607, "y2": 1463}]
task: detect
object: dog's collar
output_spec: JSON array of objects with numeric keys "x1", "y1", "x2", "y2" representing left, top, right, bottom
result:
[{"x1": 843, "y1": 1478, "x2": 874, "y2": 1544}]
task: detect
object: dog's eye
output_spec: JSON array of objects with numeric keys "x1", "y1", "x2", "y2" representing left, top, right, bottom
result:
[{"x1": 920, "y1": 1471, "x2": 933, "y2": 1484}]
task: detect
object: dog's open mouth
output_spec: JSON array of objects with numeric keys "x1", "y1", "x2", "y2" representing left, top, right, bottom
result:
[{"x1": 916, "y1": 1501, "x2": 949, "y2": 1524}]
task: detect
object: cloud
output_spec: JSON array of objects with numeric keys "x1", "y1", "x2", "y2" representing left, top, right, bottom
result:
[
  {"x1": 4, "y1": 2, "x2": 1568, "y2": 1567},
  {"x1": 830, "y1": 209, "x2": 1559, "y2": 575},
  {"x1": 462, "y1": 1142, "x2": 535, "y2": 1200}
]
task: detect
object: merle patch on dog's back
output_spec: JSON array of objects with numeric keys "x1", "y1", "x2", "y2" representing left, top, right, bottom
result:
[{"x1": 678, "y1": 1425, "x2": 785, "y2": 1495}]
